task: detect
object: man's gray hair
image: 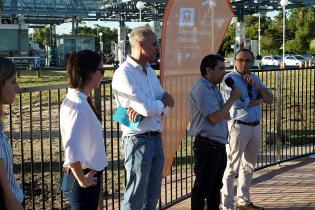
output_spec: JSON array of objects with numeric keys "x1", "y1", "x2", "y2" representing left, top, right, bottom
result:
[{"x1": 128, "y1": 26, "x2": 156, "y2": 48}]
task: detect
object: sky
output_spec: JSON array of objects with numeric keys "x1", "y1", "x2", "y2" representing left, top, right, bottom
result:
[
  {"x1": 55, "y1": 20, "x2": 146, "y2": 35},
  {"x1": 53, "y1": 11, "x2": 278, "y2": 35}
]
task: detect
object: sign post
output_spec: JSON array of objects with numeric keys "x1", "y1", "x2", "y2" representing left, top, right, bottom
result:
[{"x1": 160, "y1": 0, "x2": 234, "y2": 176}]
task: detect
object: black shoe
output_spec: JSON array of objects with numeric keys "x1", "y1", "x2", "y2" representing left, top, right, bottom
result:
[{"x1": 236, "y1": 202, "x2": 265, "y2": 210}]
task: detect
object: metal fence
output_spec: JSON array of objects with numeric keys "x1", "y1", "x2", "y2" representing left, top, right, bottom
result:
[{"x1": 3, "y1": 67, "x2": 315, "y2": 210}]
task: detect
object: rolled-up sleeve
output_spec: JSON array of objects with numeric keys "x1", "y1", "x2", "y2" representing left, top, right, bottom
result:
[{"x1": 112, "y1": 68, "x2": 164, "y2": 117}]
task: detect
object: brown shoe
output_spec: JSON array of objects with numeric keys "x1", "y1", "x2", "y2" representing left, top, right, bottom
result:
[{"x1": 236, "y1": 202, "x2": 265, "y2": 210}]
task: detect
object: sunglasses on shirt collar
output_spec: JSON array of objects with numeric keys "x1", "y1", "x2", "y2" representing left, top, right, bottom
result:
[{"x1": 247, "y1": 84, "x2": 253, "y2": 99}]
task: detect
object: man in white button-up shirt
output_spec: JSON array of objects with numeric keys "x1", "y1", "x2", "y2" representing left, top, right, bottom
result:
[{"x1": 112, "y1": 27, "x2": 174, "y2": 210}]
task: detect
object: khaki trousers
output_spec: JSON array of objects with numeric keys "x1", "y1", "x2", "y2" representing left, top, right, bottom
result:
[{"x1": 221, "y1": 121, "x2": 261, "y2": 210}]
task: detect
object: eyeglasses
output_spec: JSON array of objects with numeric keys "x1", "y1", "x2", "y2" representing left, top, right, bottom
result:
[
  {"x1": 247, "y1": 84, "x2": 253, "y2": 99},
  {"x1": 236, "y1": 58, "x2": 252, "y2": 63},
  {"x1": 97, "y1": 68, "x2": 105, "y2": 75}
]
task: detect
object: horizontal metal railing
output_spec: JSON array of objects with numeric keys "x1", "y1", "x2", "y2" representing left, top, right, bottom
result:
[{"x1": 2, "y1": 67, "x2": 314, "y2": 209}]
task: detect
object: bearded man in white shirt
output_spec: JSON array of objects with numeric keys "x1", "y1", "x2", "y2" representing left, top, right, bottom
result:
[{"x1": 112, "y1": 27, "x2": 174, "y2": 210}]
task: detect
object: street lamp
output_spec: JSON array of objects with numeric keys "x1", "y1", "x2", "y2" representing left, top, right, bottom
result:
[
  {"x1": 209, "y1": 1, "x2": 216, "y2": 52},
  {"x1": 136, "y1": 1, "x2": 145, "y2": 22},
  {"x1": 99, "y1": 32, "x2": 103, "y2": 53},
  {"x1": 280, "y1": 0, "x2": 289, "y2": 65},
  {"x1": 258, "y1": 12, "x2": 261, "y2": 56},
  {"x1": 275, "y1": 0, "x2": 289, "y2": 161}
]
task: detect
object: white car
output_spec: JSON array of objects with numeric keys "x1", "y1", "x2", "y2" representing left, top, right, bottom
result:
[
  {"x1": 261, "y1": 55, "x2": 282, "y2": 66},
  {"x1": 283, "y1": 55, "x2": 306, "y2": 66}
]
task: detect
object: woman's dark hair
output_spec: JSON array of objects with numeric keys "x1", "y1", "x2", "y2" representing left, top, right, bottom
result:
[
  {"x1": 67, "y1": 50, "x2": 102, "y2": 89},
  {"x1": 0, "y1": 57, "x2": 17, "y2": 122},
  {"x1": 200, "y1": 54, "x2": 225, "y2": 77},
  {"x1": 67, "y1": 50, "x2": 102, "y2": 121}
]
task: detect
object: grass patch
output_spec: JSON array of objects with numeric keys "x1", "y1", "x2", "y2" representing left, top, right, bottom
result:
[{"x1": 17, "y1": 68, "x2": 115, "y2": 87}]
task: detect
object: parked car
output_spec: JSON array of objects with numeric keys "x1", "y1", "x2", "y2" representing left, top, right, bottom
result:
[
  {"x1": 283, "y1": 55, "x2": 306, "y2": 67},
  {"x1": 302, "y1": 53, "x2": 315, "y2": 64},
  {"x1": 261, "y1": 55, "x2": 282, "y2": 66}
]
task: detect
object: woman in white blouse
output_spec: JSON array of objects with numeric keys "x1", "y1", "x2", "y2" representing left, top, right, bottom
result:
[
  {"x1": 0, "y1": 57, "x2": 24, "y2": 210},
  {"x1": 60, "y1": 50, "x2": 108, "y2": 210}
]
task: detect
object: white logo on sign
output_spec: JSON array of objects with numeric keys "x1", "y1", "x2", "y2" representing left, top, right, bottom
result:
[
  {"x1": 177, "y1": 52, "x2": 184, "y2": 61},
  {"x1": 201, "y1": 0, "x2": 216, "y2": 26},
  {"x1": 179, "y1": 8, "x2": 195, "y2": 27}
]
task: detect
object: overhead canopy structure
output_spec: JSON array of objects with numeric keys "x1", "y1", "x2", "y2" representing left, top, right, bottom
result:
[{"x1": 1, "y1": 0, "x2": 315, "y2": 26}]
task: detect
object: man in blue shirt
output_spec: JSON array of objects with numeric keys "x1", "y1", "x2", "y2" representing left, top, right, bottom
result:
[
  {"x1": 188, "y1": 54, "x2": 242, "y2": 210},
  {"x1": 221, "y1": 49, "x2": 274, "y2": 210}
]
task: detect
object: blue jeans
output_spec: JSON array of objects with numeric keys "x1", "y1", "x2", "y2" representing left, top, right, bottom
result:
[
  {"x1": 62, "y1": 169, "x2": 102, "y2": 210},
  {"x1": 121, "y1": 134, "x2": 164, "y2": 210}
]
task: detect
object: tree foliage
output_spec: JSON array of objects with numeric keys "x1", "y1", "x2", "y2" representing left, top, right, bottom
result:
[
  {"x1": 32, "y1": 28, "x2": 50, "y2": 48},
  {"x1": 78, "y1": 24, "x2": 118, "y2": 54},
  {"x1": 219, "y1": 22, "x2": 235, "y2": 56},
  {"x1": 220, "y1": 7, "x2": 315, "y2": 57},
  {"x1": 285, "y1": 7, "x2": 315, "y2": 54}
]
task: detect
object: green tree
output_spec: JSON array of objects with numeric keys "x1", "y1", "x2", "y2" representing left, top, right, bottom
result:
[
  {"x1": 220, "y1": 14, "x2": 271, "y2": 57},
  {"x1": 259, "y1": 11, "x2": 287, "y2": 55},
  {"x1": 32, "y1": 28, "x2": 50, "y2": 49},
  {"x1": 78, "y1": 25, "x2": 118, "y2": 54},
  {"x1": 286, "y1": 7, "x2": 315, "y2": 54},
  {"x1": 219, "y1": 22, "x2": 236, "y2": 57}
]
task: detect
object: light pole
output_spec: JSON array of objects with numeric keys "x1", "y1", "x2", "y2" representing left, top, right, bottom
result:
[
  {"x1": 276, "y1": 0, "x2": 288, "y2": 160},
  {"x1": 99, "y1": 32, "x2": 103, "y2": 53},
  {"x1": 209, "y1": 1, "x2": 216, "y2": 52},
  {"x1": 136, "y1": 1, "x2": 145, "y2": 22},
  {"x1": 280, "y1": 0, "x2": 288, "y2": 65},
  {"x1": 258, "y1": 12, "x2": 261, "y2": 56}
]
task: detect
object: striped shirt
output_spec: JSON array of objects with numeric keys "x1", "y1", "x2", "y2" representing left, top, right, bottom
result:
[{"x1": 0, "y1": 123, "x2": 24, "y2": 203}]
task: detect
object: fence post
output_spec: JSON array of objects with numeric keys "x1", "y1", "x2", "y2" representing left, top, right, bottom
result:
[
  {"x1": 36, "y1": 68, "x2": 41, "y2": 78},
  {"x1": 17, "y1": 68, "x2": 20, "y2": 78},
  {"x1": 94, "y1": 87, "x2": 104, "y2": 210},
  {"x1": 276, "y1": 64, "x2": 283, "y2": 160}
]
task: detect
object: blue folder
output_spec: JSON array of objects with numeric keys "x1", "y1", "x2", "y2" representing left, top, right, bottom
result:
[{"x1": 113, "y1": 106, "x2": 143, "y2": 130}]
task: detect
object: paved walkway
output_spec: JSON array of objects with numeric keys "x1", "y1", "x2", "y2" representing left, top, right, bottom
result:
[{"x1": 169, "y1": 156, "x2": 315, "y2": 210}]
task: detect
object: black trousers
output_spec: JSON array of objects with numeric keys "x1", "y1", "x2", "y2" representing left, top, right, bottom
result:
[
  {"x1": 191, "y1": 136, "x2": 227, "y2": 210},
  {"x1": 0, "y1": 182, "x2": 5, "y2": 210}
]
